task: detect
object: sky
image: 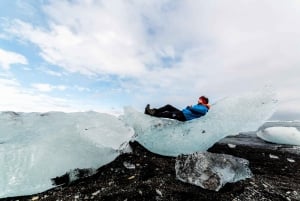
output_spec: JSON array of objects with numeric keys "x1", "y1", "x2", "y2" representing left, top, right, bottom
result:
[{"x1": 0, "y1": 0, "x2": 300, "y2": 120}]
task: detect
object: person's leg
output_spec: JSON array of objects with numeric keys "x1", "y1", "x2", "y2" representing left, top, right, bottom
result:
[
  {"x1": 145, "y1": 104, "x2": 186, "y2": 121},
  {"x1": 145, "y1": 104, "x2": 180, "y2": 116},
  {"x1": 155, "y1": 104, "x2": 181, "y2": 114},
  {"x1": 156, "y1": 111, "x2": 186, "y2": 121}
]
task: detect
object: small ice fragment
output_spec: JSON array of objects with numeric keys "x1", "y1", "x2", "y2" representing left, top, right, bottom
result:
[
  {"x1": 31, "y1": 196, "x2": 39, "y2": 201},
  {"x1": 156, "y1": 189, "x2": 162, "y2": 197},
  {"x1": 269, "y1": 154, "x2": 279, "y2": 159},
  {"x1": 92, "y1": 190, "x2": 100, "y2": 196},
  {"x1": 228, "y1": 144, "x2": 236, "y2": 148},
  {"x1": 123, "y1": 162, "x2": 136, "y2": 169},
  {"x1": 128, "y1": 175, "x2": 135, "y2": 180},
  {"x1": 287, "y1": 158, "x2": 295, "y2": 163}
]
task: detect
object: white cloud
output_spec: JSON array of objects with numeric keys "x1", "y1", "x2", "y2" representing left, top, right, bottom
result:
[
  {"x1": 43, "y1": 69, "x2": 63, "y2": 77},
  {"x1": 5, "y1": 1, "x2": 148, "y2": 76},
  {"x1": 2, "y1": 0, "x2": 300, "y2": 118},
  {"x1": 0, "y1": 48, "x2": 28, "y2": 69},
  {"x1": 31, "y1": 83, "x2": 52, "y2": 92},
  {"x1": 74, "y1": 85, "x2": 91, "y2": 92},
  {"x1": 0, "y1": 78, "x2": 102, "y2": 112},
  {"x1": 31, "y1": 83, "x2": 67, "y2": 92},
  {"x1": 0, "y1": 33, "x2": 9, "y2": 39},
  {"x1": 56, "y1": 85, "x2": 67, "y2": 91}
]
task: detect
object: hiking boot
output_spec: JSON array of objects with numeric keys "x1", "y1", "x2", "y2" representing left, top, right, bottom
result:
[
  {"x1": 145, "y1": 104, "x2": 156, "y2": 115},
  {"x1": 145, "y1": 104, "x2": 150, "y2": 114}
]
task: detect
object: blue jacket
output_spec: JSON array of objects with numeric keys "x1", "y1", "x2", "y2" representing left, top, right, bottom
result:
[{"x1": 182, "y1": 104, "x2": 209, "y2": 121}]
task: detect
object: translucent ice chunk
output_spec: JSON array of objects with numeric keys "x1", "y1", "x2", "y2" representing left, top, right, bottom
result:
[
  {"x1": 0, "y1": 111, "x2": 133, "y2": 198},
  {"x1": 175, "y1": 152, "x2": 253, "y2": 191},
  {"x1": 123, "y1": 89, "x2": 277, "y2": 156},
  {"x1": 257, "y1": 126, "x2": 300, "y2": 146}
]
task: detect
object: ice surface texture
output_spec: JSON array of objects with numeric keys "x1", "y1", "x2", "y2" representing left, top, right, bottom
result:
[
  {"x1": 175, "y1": 152, "x2": 253, "y2": 191},
  {"x1": 0, "y1": 111, "x2": 133, "y2": 198},
  {"x1": 123, "y1": 89, "x2": 278, "y2": 156},
  {"x1": 0, "y1": 89, "x2": 277, "y2": 198}
]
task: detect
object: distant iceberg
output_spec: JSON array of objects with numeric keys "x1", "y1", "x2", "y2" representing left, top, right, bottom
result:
[{"x1": 257, "y1": 126, "x2": 300, "y2": 146}]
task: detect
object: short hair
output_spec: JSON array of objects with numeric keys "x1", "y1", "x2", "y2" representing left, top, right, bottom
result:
[{"x1": 200, "y1": 96, "x2": 209, "y2": 104}]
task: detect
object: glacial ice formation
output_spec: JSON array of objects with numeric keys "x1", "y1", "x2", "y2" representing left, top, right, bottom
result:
[
  {"x1": 257, "y1": 126, "x2": 300, "y2": 146},
  {"x1": 0, "y1": 111, "x2": 133, "y2": 198},
  {"x1": 123, "y1": 90, "x2": 277, "y2": 156},
  {"x1": 0, "y1": 89, "x2": 278, "y2": 198},
  {"x1": 175, "y1": 152, "x2": 253, "y2": 191}
]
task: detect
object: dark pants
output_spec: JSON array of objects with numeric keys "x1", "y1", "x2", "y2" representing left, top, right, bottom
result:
[{"x1": 154, "y1": 104, "x2": 186, "y2": 122}]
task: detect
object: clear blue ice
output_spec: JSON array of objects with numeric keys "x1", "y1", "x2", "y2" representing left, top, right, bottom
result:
[{"x1": 0, "y1": 89, "x2": 283, "y2": 197}]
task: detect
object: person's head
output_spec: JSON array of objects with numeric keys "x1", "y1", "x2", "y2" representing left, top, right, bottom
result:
[{"x1": 198, "y1": 96, "x2": 209, "y2": 105}]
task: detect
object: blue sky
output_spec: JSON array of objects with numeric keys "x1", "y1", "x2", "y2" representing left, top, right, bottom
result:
[{"x1": 0, "y1": 0, "x2": 300, "y2": 119}]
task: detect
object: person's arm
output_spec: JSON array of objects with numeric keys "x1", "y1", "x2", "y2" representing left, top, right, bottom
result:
[{"x1": 188, "y1": 105, "x2": 207, "y2": 115}]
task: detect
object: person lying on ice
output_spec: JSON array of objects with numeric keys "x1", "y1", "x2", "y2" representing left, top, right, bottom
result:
[{"x1": 145, "y1": 96, "x2": 210, "y2": 122}]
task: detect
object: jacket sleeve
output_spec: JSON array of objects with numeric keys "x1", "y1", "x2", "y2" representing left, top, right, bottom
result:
[{"x1": 188, "y1": 105, "x2": 207, "y2": 115}]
